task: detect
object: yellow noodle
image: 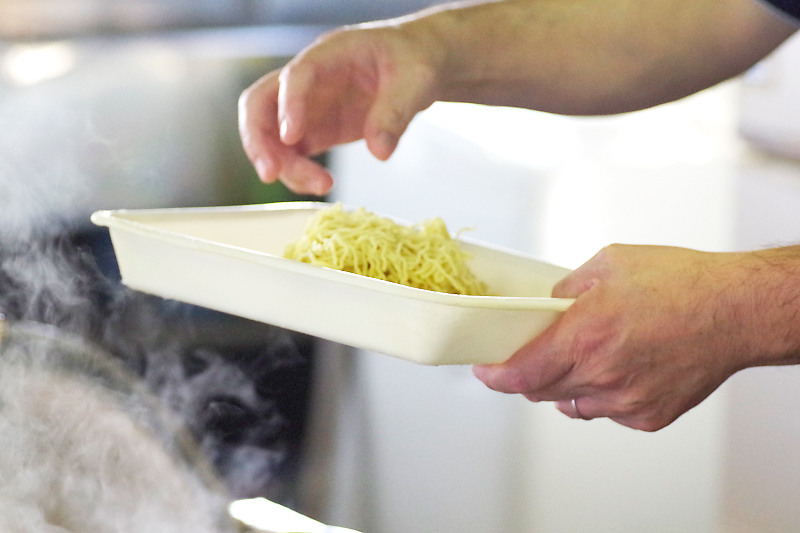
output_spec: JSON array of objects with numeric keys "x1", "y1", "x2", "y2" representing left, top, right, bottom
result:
[{"x1": 284, "y1": 203, "x2": 488, "y2": 296}]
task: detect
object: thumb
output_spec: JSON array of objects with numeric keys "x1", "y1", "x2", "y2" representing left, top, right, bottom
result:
[{"x1": 363, "y1": 66, "x2": 436, "y2": 161}]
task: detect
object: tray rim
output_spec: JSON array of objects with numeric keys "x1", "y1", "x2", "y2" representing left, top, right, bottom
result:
[{"x1": 91, "y1": 201, "x2": 574, "y2": 313}]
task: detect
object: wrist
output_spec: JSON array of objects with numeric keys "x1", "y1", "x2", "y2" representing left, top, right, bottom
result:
[
  {"x1": 390, "y1": 0, "x2": 538, "y2": 104},
  {"x1": 721, "y1": 248, "x2": 800, "y2": 370}
]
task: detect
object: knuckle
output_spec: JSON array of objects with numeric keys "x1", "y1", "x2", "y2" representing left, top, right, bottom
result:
[
  {"x1": 611, "y1": 396, "x2": 673, "y2": 432},
  {"x1": 318, "y1": 26, "x2": 349, "y2": 45},
  {"x1": 278, "y1": 61, "x2": 301, "y2": 86},
  {"x1": 408, "y1": 61, "x2": 439, "y2": 91},
  {"x1": 300, "y1": 27, "x2": 357, "y2": 65},
  {"x1": 551, "y1": 276, "x2": 572, "y2": 298},
  {"x1": 628, "y1": 417, "x2": 668, "y2": 433},
  {"x1": 523, "y1": 393, "x2": 544, "y2": 403},
  {"x1": 380, "y1": 105, "x2": 410, "y2": 133},
  {"x1": 237, "y1": 88, "x2": 251, "y2": 110},
  {"x1": 280, "y1": 54, "x2": 319, "y2": 90},
  {"x1": 611, "y1": 388, "x2": 646, "y2": 415},
  {"x1": 567, "y1": 326, "x2": 610, "y2": 361},
  {"x1": 595, "y1": 243, "x2": 624, "y2": 265}
]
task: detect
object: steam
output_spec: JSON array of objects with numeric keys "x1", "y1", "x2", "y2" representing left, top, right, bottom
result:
[
  {"x1": 0, "y1": 340, "x2": 234, "y2": 533},
  {"x1": 0, "y1": 38, "x2": 228, "y2": 242},
  {"x1": 0, "y1": 219, "x2": 312, "y2": 531},
  {"x1": 0, "y1": 239, "x2": 236, "y2": 532},
  {"x1": 144, "y1": 346, "x2": 293, "y2": 499},
  {"x1": 0, "y1": 236, "x2": 109, "y2": 339},
  {"x1": 0, "y1": 81, "x2": 91, "y2": 243}
]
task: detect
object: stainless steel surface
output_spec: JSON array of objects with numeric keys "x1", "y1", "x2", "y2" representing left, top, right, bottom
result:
[
  {"x1": 0, "y1": 0, "x2": 272, "y2": 38},
  {"x1": 0, "y1": 0, "x2": 443, "y2": 39},
  {"x1": 0, "y1": 25, "x2": 328, "y2": 236},
  {"x1": 229, "y1": 496, "x2": 362, "y2": 533}
]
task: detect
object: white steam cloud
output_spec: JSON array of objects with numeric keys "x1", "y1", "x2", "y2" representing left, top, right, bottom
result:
[{"x1": 0, "y1": 323, "x2": 237, "y2": 533}]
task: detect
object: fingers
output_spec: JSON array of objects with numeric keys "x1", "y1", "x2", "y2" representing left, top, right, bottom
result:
[
  {"x1": 551, "y1": 248, "x2": 612, "y2": 298},
  {"x1": 553, "y1": 397, "x2": 672, "y2": 431},
  {"x1": 238, "y1": 69, "x2": 333, "y2": 195},
  {"x1": 553, "y1": 395, "x2": 624, "y2": 422},
  {"x1": 472, "y1": 320, "x2": 577, "y2": 396},
  {"x1": 238, "y1": 71, "x2": 296, "y2": 185},
  {"x1": 554, "y1": 398, "x2": 594, "y2": 420},
  {"x1": 279, "y1": 155, "x2": 334, "y2": 195},
  {"x1": 238, "y1": 71, "x2": 282, "y2": 183},
  {"x1": 363, "y1": 62, "x2": 437, "y2": 161},
  {"x1": 552, "y1": 271, "x2": 598, "y2": 299},
  {"x1": 277, "y1": 27, "x2": 359, "y2": 148},
  {"x1": 277, "y1": 56, "x2": 315, "y2": 147},
  {"x1": 240, "y1": 23, "x2": 440, "y2": 192}
]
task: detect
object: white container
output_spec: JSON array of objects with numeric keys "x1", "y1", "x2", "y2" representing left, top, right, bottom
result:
[{"x1": 91, "y1": 202, "x2": 572, "y2": 366}]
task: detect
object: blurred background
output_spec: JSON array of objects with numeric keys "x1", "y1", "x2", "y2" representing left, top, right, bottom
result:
[{"x1": 2, "y1": 1, "x2": 800, "y2": 532}]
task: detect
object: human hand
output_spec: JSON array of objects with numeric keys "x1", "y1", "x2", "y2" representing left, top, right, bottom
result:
[
  {"x1": 473, "y1": 244, "x2": 800, "y2": 432},
  {"x1": 238, "y1": 0, "x2": 800, "y2": 197},
  {"x1": 238, "y1": 21, "x2": 444, "y2": 195}
]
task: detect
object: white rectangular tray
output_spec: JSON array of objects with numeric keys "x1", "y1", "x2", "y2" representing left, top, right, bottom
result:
[{"x1": 91, "y1": 202, "x2": 573, "y2": 366}]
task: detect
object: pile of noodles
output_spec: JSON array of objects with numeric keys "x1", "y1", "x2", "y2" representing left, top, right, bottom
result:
[{"x1": 284, "y1": 204, "x2": 488, "y2": 296}]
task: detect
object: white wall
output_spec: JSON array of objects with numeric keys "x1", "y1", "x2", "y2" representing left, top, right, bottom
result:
[{"x1": 720, "y1": 155, "x2": 800, "y2": 533}]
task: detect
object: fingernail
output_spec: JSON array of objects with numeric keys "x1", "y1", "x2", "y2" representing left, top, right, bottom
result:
[
  {"x1": 375, "y1": 131, "x2": 397, "y2": 160},
  {"x1": 254, "y1": 158, "x2": 273, "y2": 182},
  {"x1": 314, "y1": 183, "x2": 331, "y2": 197},
  {"x1": 472, "y1": 364, "x2": 491, "y2": 380},
  {"x1": 280, "y1": 118, "x2": 289, "y2": 142}
]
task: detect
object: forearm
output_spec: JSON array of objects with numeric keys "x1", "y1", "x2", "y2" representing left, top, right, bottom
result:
[
  {"x1": 728, "y1": 246, "x2": 800, "y2": 369},
  {"x1": 242, "y1": 0, "x2": 796, "y2": 194},
  {"x1": 395, "y1": 0, "x2": 797, "y2": 114}
]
